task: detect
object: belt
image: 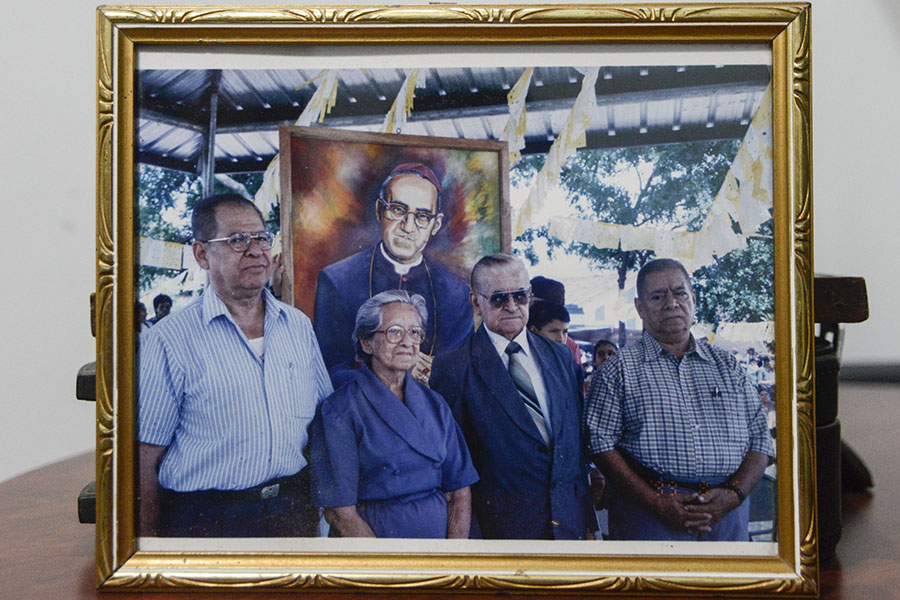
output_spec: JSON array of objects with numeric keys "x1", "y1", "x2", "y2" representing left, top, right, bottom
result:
[
  {"x1": 358, "y1": 488, "x2": 442, "y2": 508},
  {"x1": 165, "y1": 469, "x2": 309, "y2": 504},
  {"x1": 652, "y1": 479, "x2": 716, "y2": 495},
  {"x1": 618, "y1": 449, "x2": 726, "y2": 495}
]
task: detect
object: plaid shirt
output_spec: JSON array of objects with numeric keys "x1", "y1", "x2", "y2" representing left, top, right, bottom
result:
[{"x1": 585, "y1": 331, "x2": 773, "y2": 480}]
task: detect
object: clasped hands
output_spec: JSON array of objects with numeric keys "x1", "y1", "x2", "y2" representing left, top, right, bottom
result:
[
  {"x1": 655, "y1": 487, "x2": 742, "y2": 533},
  {"x1": 411, "y1": 353, "x2": 433, "y2": 385}
]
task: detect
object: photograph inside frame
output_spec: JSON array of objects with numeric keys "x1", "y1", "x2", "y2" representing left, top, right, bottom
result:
[{"x1": 133, "y1": 46, "x2": 779, "y2": 556}]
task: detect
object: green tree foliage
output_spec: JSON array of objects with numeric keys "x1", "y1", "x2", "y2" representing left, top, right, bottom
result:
[
  {"x1": 693, "y1": 219, "x2": 774, "y2": 325},
  {"x1": 136, "y1": 166, "x2": 275, "y2": 292},
  {"x1": 513, "y1": 139, "x2": 775, "y2": 343},
  {"x1": 136, "y1": 165, "x2": 202, "y2": 292},
  {"x1": 137, "y1": 164, "x2": 202, "y2": 243},
  {"x1": 566, "y1": 143, "x2": 736, "y2": 229},
  {"x1": 215, "y1": 172, "x2": 263, "y2": 196},
  {"x1": 213, "y1": 172, "x2": 278, "y2": 230},
  {"x1": 138, "y1": 167, "x2": 268, "y2": 242}
]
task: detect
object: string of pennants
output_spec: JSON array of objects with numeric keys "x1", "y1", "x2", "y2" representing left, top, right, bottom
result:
[
  {"x1": 141, "y1": 67, "x2": 774, "y2": 293},
  {"x1": 541, "y1": 84, "x2": 774, "y2": 273},
  {"x1": 139, "y1": 237, "x2": 195, "y2": 271}
]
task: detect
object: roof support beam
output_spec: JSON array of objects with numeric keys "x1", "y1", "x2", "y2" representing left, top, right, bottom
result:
[{"x1": 198, "y1": 70, "x2": 222, "y2": 197}]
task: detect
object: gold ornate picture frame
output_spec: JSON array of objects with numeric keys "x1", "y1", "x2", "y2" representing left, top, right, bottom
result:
[{"x1": 96, "y1": 3, "x2": 815, "y2": 596}]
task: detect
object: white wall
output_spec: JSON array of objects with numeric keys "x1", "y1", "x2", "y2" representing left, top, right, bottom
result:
[
  {"x1": 1, "y1": 4, "x2": 99, "y2": 484},
  {"x1": 1, "y1": 0, "x2": 896, "y2": 483},
  {"x1": 811, "y1": 0, "x2": 900, "y2": 364}
]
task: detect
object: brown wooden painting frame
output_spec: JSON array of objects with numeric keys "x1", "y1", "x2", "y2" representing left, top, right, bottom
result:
[{"x1": 278, "y1": 125, "x2": 510, "y2": 313}]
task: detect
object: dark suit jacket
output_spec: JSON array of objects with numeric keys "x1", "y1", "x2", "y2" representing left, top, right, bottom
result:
[
  {"x1": 430, "y1": 326, "x2": 596, "y2": 540},
  {"x1": 313, "y1": 246, "x2": 473, "y2": 388}
]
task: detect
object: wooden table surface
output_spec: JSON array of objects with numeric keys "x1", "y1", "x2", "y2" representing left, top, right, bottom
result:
[
  {"x1": 3, "y1": 381, "x2": 898, "y2": 599},
  {"x1": 817, "y1": 382, "x2": 900, "y2": 599}
]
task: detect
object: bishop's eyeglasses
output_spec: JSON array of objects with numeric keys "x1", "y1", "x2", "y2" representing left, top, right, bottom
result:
[{"x1": 377, "y1": 198, "x2": 438, "y2": 229}]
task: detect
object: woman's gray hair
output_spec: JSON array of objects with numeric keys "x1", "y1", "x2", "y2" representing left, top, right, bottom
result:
[{"x1": 353, "y1": 290, "x2": 428, "y2": 363}]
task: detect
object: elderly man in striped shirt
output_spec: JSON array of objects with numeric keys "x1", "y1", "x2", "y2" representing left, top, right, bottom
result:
[
  {"x1": 138, "y1": 194, "x2": 333, "y2": 537},
  {"x1": 585, "y1": 258, "x2": 773, "y2": 541}
]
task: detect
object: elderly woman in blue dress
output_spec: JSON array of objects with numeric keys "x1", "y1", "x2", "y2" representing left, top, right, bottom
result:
[{"x1": 309, "y1": 290, "x2": 478, "y2": 538}]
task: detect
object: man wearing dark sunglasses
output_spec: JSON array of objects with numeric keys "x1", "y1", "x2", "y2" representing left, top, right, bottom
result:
[
  {"x1": 138, "y1": 194, "x2": 333, "y2": 538},
  {"x1": 313, "y1": 162, "x2": 473, "y2": 388},
  {"x1": 431, "y1": 253, "x2": 597, "y2": 540}
]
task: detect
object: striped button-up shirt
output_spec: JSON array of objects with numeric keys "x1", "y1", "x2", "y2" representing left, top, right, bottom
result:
[
  {"x1": 139, "y1": 287, "x2": 333, "y2": 492},
  {"x1": 585, "y1": 331, "x2": 773, "y2": 480}
]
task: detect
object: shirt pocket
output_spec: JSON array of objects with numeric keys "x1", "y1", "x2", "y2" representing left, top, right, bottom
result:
[
  {"x1": 709, "y1": 389, "x2": 751, "y2": 455},
  {"x1": 275, "y1": 355, "x2": 318, "y2": 419}
]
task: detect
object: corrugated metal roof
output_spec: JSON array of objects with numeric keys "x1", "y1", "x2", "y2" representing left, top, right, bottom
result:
[{"x1": 137, "y1": 65, "x2": 770, "y2": 174}]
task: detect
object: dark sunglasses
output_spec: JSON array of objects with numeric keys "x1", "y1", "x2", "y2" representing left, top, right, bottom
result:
[{"x1": 479, "y1": 288, "x2": 531, "y2": 309}]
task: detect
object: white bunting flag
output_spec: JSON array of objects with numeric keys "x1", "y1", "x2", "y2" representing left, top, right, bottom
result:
[{"x1": 502, "y1": 67, "x2": 534, "y2": 165}]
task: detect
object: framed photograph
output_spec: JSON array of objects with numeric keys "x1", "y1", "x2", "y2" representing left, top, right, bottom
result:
[{"x1": 97, "y1": 3, "x2": 815, "y2": 597}]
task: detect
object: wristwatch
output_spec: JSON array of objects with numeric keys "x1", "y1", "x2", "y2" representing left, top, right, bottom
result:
[{"x1": 722, "y1": 480, "x2": 746, "y2": 503}]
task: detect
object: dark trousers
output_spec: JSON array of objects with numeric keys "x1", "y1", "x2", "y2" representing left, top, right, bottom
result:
[
  {"x1": 159, "y1": 470, "x2": 318, "y2": 537},
  {"x1": 606, "y1": 479, "x2": 750, "y2": 541},
  {"x1": 609, "y1": 452, "x2": 750, "y2": 541}
]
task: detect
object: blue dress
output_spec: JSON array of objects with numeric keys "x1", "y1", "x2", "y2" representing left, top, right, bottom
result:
[{"x1": 309, "y1": 366, "x2": 479, "y2": 538}]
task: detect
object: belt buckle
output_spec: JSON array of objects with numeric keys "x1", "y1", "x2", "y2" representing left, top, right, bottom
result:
[
  {"x1": 260, "y1": 483, "x2": 280, "y2": 499},
  {"x1": 653, "y1": 479, "x2": 677, "y2": 496}
]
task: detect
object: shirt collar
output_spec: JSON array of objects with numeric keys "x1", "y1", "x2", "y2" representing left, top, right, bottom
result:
[
  {"x1": 379, "y1": 242, "x2": 423, "y2": 275},
  {"x1": 484, "y1": 325, "x2": 531, "y2": 359},
  {"x1": 691, "y1": 336, "x2": 714, "y2": 361},
  {"x1": 200, "y1": 284, "x2": 285, "y2": 327},
  {"x1": 200, "y1": 285, "x2": 230, "y2": 324},
  {"x1": 639, "y1": 329, "x2": 711, "y2": 362}
]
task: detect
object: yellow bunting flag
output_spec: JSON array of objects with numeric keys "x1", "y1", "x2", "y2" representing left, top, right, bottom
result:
[
  {"x1": 297, "y1": 70, "x2": 340, "y2": 127},
  {"x1": 516, "y1": 67, "x2": 599, "y2": 237},
  {"x1": 502, "y1": 67, "x2": 534, "y2": 165},
  {"x1": 253, "y1": 70, "x2": 342, "y2": 216},
  {"x1": 382, "y1": 69, "x2": 425, "y2": 134}
]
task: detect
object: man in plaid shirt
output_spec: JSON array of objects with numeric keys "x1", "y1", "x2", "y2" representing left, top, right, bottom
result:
[{"x1": 584, "y1": 258, "x2": 773, "y2": 541}]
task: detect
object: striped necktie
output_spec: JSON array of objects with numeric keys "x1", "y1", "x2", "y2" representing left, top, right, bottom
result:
[{"x1": 505, "y1": 341, "x2": 550, "y2": 445}]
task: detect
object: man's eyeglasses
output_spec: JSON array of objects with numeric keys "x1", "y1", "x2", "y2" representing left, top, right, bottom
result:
[
  {"x1": 202, "y1": 232, "x2": 275, "y2": 252},
  {"x1": 478, "y1": 288, "x2": 531, "y2": 309},
  {"x1": 376, "y1": 325, "x2": 426, "y2": 344},
  {"x1": 378, "y1": 198, "x2": 437, "y2": 229}
]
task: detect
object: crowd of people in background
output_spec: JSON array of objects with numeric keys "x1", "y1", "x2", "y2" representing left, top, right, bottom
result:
[
  {"x1": 736, "y1": 347, "x2": 777, "y2": 437},
  {"x1": 136, "y1": 294, "x2": 173, "y2": 333},
  {"x1": 739, "y1": 347, "x2": 776, "y2": 394}
]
